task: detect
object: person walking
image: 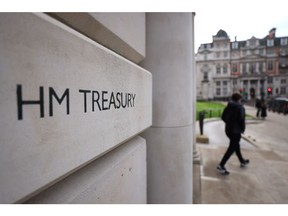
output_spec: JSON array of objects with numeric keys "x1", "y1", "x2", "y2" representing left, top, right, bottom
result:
[
  {"x1": 217, "y1": 93, "x2": 249, "y2": 175},
  {"x1": 255, "y1": 98, "x2": 261, "y2": 117},
  {"x1": 260, "y1": 99, "x2": 267, "y2": 120}
]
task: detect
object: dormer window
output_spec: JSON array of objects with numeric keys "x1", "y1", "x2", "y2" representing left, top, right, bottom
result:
[
  {"x1": 281, "y1": 38, "x2": 288, "y2": 46},
  {"x1": 232, "y1": 42, "x2": 238, "y2": 49},
  {"x1": 267, "y1": 39, "x2": 274, "y2": 47}
]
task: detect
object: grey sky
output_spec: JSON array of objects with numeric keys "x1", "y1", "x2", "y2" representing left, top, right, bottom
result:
[{"x1": 193, "y1": 0, "x2": 288, "y2": 50}]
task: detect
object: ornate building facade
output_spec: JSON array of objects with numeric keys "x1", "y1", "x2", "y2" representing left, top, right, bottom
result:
[{"x1": 196, "y1": 28, "x2": 288, "y2": 101}]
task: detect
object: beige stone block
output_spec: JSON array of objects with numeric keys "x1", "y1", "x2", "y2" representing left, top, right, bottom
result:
[
  {"x1": 47, "y1": 12, "x2": 145, "y2": 63},
  {"x1": 0, "y1": 13, "x2": 152, "y2": 203},
  {"x1": 25, "y1": 136, "x2": 147, "y2": 204}
]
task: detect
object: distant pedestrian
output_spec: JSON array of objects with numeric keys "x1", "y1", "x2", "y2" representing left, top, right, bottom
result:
[
  {"x1": 217, "y1": 92, "x2": 249, "y2": 175},
  {"x1": 260, "y1": 99, "x2": 267, "y2": 120},
  {"x1": 255, "y1": 98, "x2": 261, "y2": 117}
]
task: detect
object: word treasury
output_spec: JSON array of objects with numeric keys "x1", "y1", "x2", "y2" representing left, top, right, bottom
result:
[{"x1": 16, "y1": 85, "x2": 136, "y2": 120}]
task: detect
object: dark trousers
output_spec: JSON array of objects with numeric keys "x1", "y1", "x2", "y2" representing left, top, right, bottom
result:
[
  {"x1": 220, "y1": 133, "x2": 245, "y2": 167},
  {"x1": 256, "y1": 108, "x2": 261, "y2": 117}
]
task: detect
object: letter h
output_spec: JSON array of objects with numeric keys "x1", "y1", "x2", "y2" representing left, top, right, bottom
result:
[{"x1": 17, "y1": 84, "x2": 44, "y2": 120}]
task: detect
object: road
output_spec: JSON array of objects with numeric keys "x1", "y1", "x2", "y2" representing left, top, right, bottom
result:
[{"x1": 244, "y1": 105, "x2": 288, "y2": 153}]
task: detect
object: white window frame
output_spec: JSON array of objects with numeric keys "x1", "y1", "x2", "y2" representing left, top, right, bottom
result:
[
  {"x1": 232, "y1": 42, "x2": 238, "y2": 49},
  {"x1": 280, "y1": 87, "x2": 286, "y2": 94},
  {"x1": 223, "y1": 87, "x2": 228, "y2": 96},
  {"x1": 216, "y1": 64, "x2": 221, "y2": 74},
  {"x1": 267, "y1": 39, "x2": 274, "y2": 47},
  {"x1": 281, "y1": 38, "x2": 288, "y2": 46},
  {"x1": 268, "y1": 61, "x2": 274, "y2": 71},
  {"x1": 223, "y1": 64, "x2": 228, "y2": 73},
  {"x1": 232, "y1": 63, "x2": 238, "y2": 73},
  {"x1": 216, "y1": 88, "x2": 221, "y2": 96}
]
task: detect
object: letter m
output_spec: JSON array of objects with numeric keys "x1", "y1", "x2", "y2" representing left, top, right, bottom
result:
[{"x1": 49, "y1": 87, "x2": 70, "y2": 116}]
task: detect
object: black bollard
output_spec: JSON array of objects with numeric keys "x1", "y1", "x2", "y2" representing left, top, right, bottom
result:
[{"x1": 199, "y1": 111, "x2": 205, "y2": 135}]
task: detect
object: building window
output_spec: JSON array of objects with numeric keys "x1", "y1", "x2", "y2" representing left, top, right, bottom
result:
[
  {"x1": 249, "y1": 63, "x2": 256, "y2": 74},
  {"x1": 267, "y1": 39, "x2": 274, "y2": 47},
  {"x1": 267, "y1": 61, "x2": 274, "y2": 71},
  {"x1": 216, "y1": 88, "x2": 221, "y2": 96},
  {"x1": 203, "y1": 72, "x2": 208, "y2": 80},
  {"x1": 280, "y1": 49, "x2": 288, "y2": 56},
  {"x1": 280, "y1": 87, "x2": 286, "y2": 95},
  {"x1": 281, "y1": 79, "x2": 286, "y2": 84},
  {"x1": 259, "y1": 62, "x2": 263, "y2": 72},
  {"x1": 259, "y1": 49, "x2": 264, "y2": 55},
  {"x1": 232, "y1": 51, "x2": 238, "y2": 57},
  {"x1": 242, "y1": 50, "x2": 246, "y2": 55},
  {"x1": 233, "y1": 79, "x2": 237, "y2": 85},
  {"x1": 223, "y1": 87, "x2": 228, "y2": 96},
  {"x1": 232, "y1": 63, "x2": 238, "y2": 73},
  {"x1": 267, "y1": 77, "x2": 273, "y2": 84},
  {"x1": 242, "y1": 63, "x2": 247, "y2": 73},
  {"x1": 224, "y1": 51, "x2": 227, "y2": 57},
  {"x1": 216, "y1": 64, "x2": 221, "y2": 74},
  {"x1": 281, "y1": 38, "x2": 288, "y2": 46},
  {"x1": 204, "y1": 54, "x2": 207, "y2": 60},
  {"x1": 223, "y1": 81, "x2": 228, "y2": 86},
  {"x1": 232, "y1": 42, "x2": 238, "y2": 49},
  {"x1": 216, "y1": 81, "x2": 221, "y2": 86},
  {"x1": 223, "y1": 64, "x2": 228, "y2": 73},
  {"x1": 216, "y1": 52, "x2": 220, "y2": 58},
  {"x1": 267, "y1": 49, "x2": 274, "y2": 55}
]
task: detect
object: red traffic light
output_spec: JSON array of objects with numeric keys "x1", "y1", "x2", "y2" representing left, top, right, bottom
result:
[{"x1": 267, "y1": 87, "x2": 272, "y2": 93}]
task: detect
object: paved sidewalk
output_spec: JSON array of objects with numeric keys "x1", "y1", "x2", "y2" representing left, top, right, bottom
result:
[{"x1": 195, "y1": 105, "x2": 288, "y2": 204}]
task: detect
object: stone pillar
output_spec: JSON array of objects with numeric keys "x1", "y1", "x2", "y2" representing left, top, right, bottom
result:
[
  {"x1": 191, "y1": 12, "x2": 199, "y2": 161},
  {"x1": 191, "y1": 13, "x2": 201, "y2": 204},
  {"x1": 140, "y1": 13, "x2": 193, "y2": 204},
  {"x1": 247, "y1": 80, "x2": 251, "y2": 100}
]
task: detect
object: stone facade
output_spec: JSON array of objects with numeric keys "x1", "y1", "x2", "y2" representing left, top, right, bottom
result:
[{"x1": 196, "y1": 28, "x2": 288, "y2": 101}]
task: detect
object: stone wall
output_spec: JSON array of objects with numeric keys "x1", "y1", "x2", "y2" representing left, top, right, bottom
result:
[{"x1": 0, "y1": 13, "x2": 151, "y2": 204}]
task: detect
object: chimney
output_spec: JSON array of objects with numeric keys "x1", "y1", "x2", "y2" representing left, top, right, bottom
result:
[{"x1": 268, "y1": 28, "x2": 276, "y2": 38}]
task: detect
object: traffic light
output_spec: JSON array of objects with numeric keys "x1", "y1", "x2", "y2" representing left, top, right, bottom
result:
[{"x1": 267, "y1": 87, "x2": 272, "y2": 95}]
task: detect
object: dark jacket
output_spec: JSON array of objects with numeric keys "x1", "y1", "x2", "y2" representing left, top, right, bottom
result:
[
  {"x1": 255, "y1": 99, "x2": 261, "y2": 109},
  {"x1": 221, "y1": 101, "x2": 245, "y2": 134}
]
